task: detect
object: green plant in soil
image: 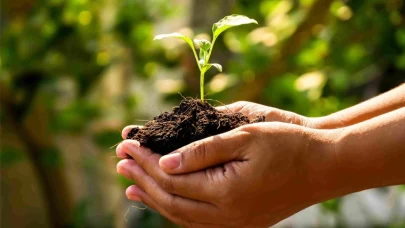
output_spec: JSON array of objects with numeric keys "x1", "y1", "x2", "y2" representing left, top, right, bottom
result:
[
  {"x1": 154, "y1": 14, "x2": 258, "y2": 102},
  {"x1": 126, "y1": 15, "x2": 261, "y2": 155}
]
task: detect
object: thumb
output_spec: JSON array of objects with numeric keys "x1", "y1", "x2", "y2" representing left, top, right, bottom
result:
[{"x1": 159, "y1": 129, "x2": 250, "y2": 174}]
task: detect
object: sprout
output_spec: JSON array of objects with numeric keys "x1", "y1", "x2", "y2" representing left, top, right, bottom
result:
[{"x1": 154, "y1": 15, "x2": 258, "y2": 102}]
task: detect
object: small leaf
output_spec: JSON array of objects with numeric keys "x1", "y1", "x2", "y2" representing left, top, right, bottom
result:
[
  {"x1": 154, "y1": 32, "x2": 200, "y2": 69},
  {"x1": 199, "y1": 49, "x2": 206, "y2": 62},
  {"x1": 194, "y1": 38, "x2": 211, "y2": 52},
  {"x1": 203, "y1": 63, "x2": 223, "y2": 72},
  {"x1": 212, "y1": 15, "x2": 258, "y2": 40},
  {"x1": 194, "y1": 39, "x2": 211, "y2": 62},
  {"x1": 210, "y1": 63, "x2": 223, "y2": 72},
  {"x1": 154, "y1": 32, "x2": 195, "y2": 51},
  {"x1": 199, "y1": 59, "x2": 206, "y2": 67}
]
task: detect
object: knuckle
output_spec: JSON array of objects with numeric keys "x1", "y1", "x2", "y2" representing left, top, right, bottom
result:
[
  {"x1": 237, "y1": 124, "x2": 255, "y2": 134},
  {"x1": 234, "y1": 126, "x2": 256, "y2": 145},
  {"x1": 138, "y1": 150, "x2": 155, "y2": 168},
  {"x1": 158, "y1": 175, "x2": 175, "y2": 192},
  {"x1": 192, "y1": 141, "x2": 208, "y2": 162},
  {"x1": 137, "y1": 154, "x2": 148, "y2": 168}
]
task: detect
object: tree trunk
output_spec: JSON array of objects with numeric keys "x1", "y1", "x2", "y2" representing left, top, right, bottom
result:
[{"x1": 0, "y1": 82, "x2": 74, "y2": 227}]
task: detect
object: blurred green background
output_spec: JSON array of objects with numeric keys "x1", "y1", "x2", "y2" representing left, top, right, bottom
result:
[{"x1": 1, "y1": 0, "x2": 405, "y2": 227}]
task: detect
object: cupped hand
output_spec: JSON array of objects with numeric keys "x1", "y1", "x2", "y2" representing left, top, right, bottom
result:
[
  {"x1": 119, "y1": 101, "x2": 311, "y2": 140},
  {"x1": 119, "y1": 101, "x2": 335, "y2": 144},
  {"x1": 116, "y1": 122, "x2": 338, "y2": 227},
  {"x1": 216, "y1": 101, "x2": 311, "y2": 127}
]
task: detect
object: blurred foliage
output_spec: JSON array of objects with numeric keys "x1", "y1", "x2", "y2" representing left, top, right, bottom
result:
[
  {"x1": 1, "y1": 0, "x2": 404, "y2": 227},
  {"x1": 321, "y1": 199, "x2": 341, "y2": 214},
  {"x1": 0, "y1": 146, "x2": 26, "y2": 167}
]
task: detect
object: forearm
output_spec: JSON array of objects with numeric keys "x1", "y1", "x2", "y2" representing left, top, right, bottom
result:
[
  {"x1": 312, "y1": 83, "x2": 405, "y2": 129},
  {"x1": 316, "y1": 107, "x2": 405, "y2": 202}
]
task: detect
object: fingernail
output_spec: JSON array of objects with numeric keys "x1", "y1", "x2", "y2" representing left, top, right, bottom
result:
[
  {"x1": 129, "y1": 140, "x2": 141, "y2": 147},
  {"x1": 160, "y1": 153, "x2": 181, "y2": 170},
  {"x1": 117, "y1": 165, "x2": 130, "y2": 178}
]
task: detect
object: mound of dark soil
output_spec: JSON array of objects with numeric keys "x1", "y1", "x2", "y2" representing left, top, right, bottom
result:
[{"x1": 126, "y1": 99, "x2": 264, "y2": 155}]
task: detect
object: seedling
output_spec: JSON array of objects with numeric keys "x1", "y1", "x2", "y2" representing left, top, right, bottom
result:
[
  {"x1": 154, "y1": 14, "x2": 258, "y2": 102},
  {"x1": 127, "y1": 15, "x2": 261, "y2": 155}
]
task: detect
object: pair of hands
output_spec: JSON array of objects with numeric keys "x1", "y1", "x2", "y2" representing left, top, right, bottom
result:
[{"x1": 116, "y1": 102, "x2": 340, "y2": 227}]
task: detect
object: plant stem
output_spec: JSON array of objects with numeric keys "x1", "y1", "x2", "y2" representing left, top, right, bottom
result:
[
  {"x1": 192, "y1": 47, "x2": 202, "y2": 71},
  {"x1": 199, "y1": 37, "x2": 216, "y2": 102},
  {"x1": 200, "y1": 70, "x2": 205, "y2": 102},
  {"x1": 206, "y1": 38, "x2": 216, "y2": 64}
]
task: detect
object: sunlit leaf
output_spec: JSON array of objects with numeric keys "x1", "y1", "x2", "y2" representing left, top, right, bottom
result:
[
  {"x1": 202, "y1": 63, "x2": 223, "y2": 73},
  {"x1": 210, "y1": 63, "x2": 223, "y2": 72},
  {"x1": 154, "y1": 32, "x2": 195, "y2": 51},
  {"x1": 212, "y1": 15, "x2": 258, "y2": 40},
  {"x1": 154, "y1": 32, "x2": 200, "y2": 69}
]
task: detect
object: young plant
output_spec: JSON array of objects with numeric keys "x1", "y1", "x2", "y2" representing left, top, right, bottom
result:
[{"x1": 154, "y1": 14, "x2": 258, "y2": 102}]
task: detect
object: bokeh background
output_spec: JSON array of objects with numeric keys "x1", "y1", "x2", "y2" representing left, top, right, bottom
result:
[{"x1": 1, "y1": 0, "x2": 405, "y2": 227}]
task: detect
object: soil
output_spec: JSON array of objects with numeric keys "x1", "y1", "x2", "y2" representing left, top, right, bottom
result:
[{"x1": 126, "y1": 98, "x2": 265, "y2": 155}]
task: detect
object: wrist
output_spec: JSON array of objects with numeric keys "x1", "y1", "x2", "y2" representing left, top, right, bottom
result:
[
  {"x1": 331, "y1": 110, "x2": 405, "y2": 191},
  {"x1": 301, "y1": 128, "x2": 354, "y2": 204}
]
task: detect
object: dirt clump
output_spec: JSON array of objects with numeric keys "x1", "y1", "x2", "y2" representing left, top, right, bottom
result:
[{"x1": 127, "y1": 99, "x2": 264, "y2": 155}]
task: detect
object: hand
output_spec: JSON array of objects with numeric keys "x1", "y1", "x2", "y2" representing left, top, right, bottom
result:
[
  {"x1": 116, "y1": 122, "x2": 338, "y2": 227},
  {"x1": 205, "y1": 101, "x2": 343, "y2": 129},
  {"x1": 216, "y1": 101, "x2": 313, "y2": 127},
  {"x1": 119, "y1": 100, "x2": 317, "y2": 142}
]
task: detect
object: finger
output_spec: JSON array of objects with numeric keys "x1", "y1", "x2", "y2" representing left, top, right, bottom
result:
[
  {"x1": 126, "y1": 185, "x2": 225, "y2": 228},
  {"x1": 116, "y1": 140, "x2": 140, "y2": 159},
  {"x1": 159, "y1": 127, "x2": 251, "y2": 174},
  {"x1": 118, "y1": 145, "x2": 219, "y2": 202},
  {"x1": 126, "y1": 185, "x2": 159, "y2": 211},
  {"x1": 121, "y1": 125, "x2": 142, "y2": 139},
  {"x1": 117, "y1": 159, "x2": 221, "y2": 225},
  {"x1": 126, "y1": 185, "x2": 185, "y2": 225},
  {"x1": 216, "y1": 101, "x2": 268, "y2": 120},
  {"x1": 216, "y1": 101, "x2": 248, "y2": 112}
]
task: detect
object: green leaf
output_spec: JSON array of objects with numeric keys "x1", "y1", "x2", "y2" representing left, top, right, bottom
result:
[
  {"x1": 154, "y1": 32, "x2": 200, "y2": 69},
  {"x1": 194, "y1": 38, "x2": 211, "y2": 52},
  {"x1": 194, "y1": 39, "x2": 211, "y2": 63},
  {"x1": 154, "y1": 32, "x2": 195, "y2": 51},
  {"x1": 210, "y1": 63, "x2": 223, "y2": 72},
  {"x1": 203, "y1": 63, "x2": 223, "y2": 72},
  {"x1": 212, "y1": 15, "x2": 258, "y2": 40}
]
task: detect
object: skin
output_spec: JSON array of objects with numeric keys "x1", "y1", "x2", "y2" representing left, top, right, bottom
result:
[{"x1": 116, "y1": 84, "x2": 405, "y2": 227}]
